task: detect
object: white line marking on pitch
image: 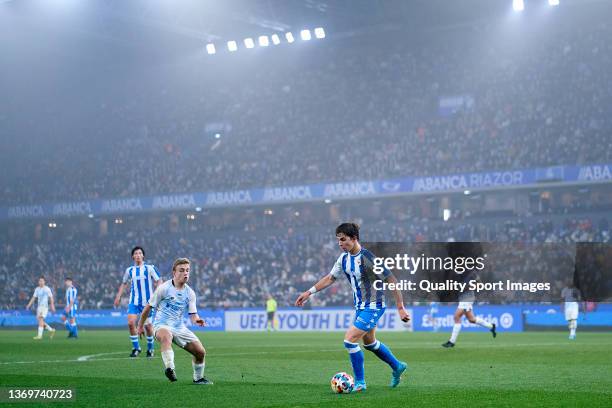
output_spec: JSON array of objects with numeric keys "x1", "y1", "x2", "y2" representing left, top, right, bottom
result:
[{"x1": 77, "y1": 351, "x2": 126, "y2": 361}]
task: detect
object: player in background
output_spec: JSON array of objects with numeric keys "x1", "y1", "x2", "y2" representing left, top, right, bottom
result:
[
  {"x1": 138, "y1": 258, "x2": 212, "y2": 384},
  {"x1": 266, "y1": 294, "x2": 277, "y2": 331},
  {"x1": 26, "y1": 277, "x2": 56, "y2": 340},
  {"x1": 295, "y1": 223, "x2": 409, "y2": 392},
  {"x1": 114, "y1": 246, "x2": 163, "y2": 357},
  {"x1": 561, "y1": 282, "x2": 583, "y2": 340},
  {"x1": 442, "y1": 271, "x2": 496, "y2": 348},
  {"x1": 62, "y1": 277, "x2": 78, "y2": 338}
]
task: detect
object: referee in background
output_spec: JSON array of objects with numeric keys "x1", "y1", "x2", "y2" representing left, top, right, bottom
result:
[{"x1": 266, "y1": 294, "x2": 277, "y2": 331}]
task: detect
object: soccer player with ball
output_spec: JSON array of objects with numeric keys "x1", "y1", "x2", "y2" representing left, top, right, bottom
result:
[
  {"x1": 296, "y1": 223, "x2": 409, "y2": 393},
  {"x1": 137, "y1": 258, "x2": 212, "y2": 384}
]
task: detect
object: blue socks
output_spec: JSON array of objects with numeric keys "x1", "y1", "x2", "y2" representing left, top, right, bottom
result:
[
  {"x1": 65, "y1": 321, "x2": 78, "y2": 336},
  {"x1": 130, "y1": 335, "x2": 140, "y2": 350},
  {"x1": 364, "y1": 340, "x2": 400, "y2": 371},
  {"x1": 147, "y1": 336, "x2": 154, "y2": 351},
  {"x1": 343, "y1": 340, "x2": 365, "y2": 382}
]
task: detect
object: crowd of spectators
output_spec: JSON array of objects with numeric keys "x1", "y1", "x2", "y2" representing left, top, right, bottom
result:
[
  {"x1": 1, "y1": 12, "x2": 610, "y2": 311},
  {"x1": 1, "y1": 20, "x2": 610, "y2": 205},
  {"x1": 1, "y1": 211, "x2": 608, "y2": 310}
]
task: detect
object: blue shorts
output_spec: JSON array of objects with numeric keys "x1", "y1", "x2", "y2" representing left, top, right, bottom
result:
[
  {"x1": 64, "y1": 309, "x2": 77, "y2": 319},
  {"x1": 127, "y1": 304, "x2": 145, "y2": 315},
  {"x1": 353, "y1": 308, "x2": 385, "y2": 331}
]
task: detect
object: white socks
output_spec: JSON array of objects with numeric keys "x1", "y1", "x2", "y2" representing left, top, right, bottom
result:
[
  {"x1": 161, "y1": 350, "x2": 175, "y2": 369},
  {"x1": 449, "y1": 323, "x2": 461, "y2": 343},
  {"x1": 37, "y1": 327, "x2": 44, "y2": 337},
  {"x1": 475, "y1": 317, "x2": 493, "y2": 329},
  {"x1": 44, "y1": 323, "x2": 53, "y2": 331},
  {"x1": 192, "y1": 361, "x2": 205, "y2": 381},
  {"x1": 569, "y1": 320, "x2": 577, "y2": 336},
  {"x1": 161, "y1": 350, "x2": 206, "y2": 380}
]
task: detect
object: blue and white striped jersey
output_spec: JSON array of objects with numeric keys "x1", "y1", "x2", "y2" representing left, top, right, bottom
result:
[
  {"x1": 149, "y1": 280, "x2": 197, "y2": 329},
  {"x1": 122, "y1": 264, "x2": 161, "y2": 306},
  {"x1": 33, "y1": 286, "x2": 53, "y2": 308},
  {"x1": 65, "y1": 286, "x2": 78, "y2": 311},
  {"x1": 329, "y1": 248, "x2": 391, "y2": 310}
]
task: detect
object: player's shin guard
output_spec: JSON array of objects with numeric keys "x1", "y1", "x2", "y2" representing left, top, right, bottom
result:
[
  {"x1": 161, "y1": 349, "x2": 175, "y2": 370},
  {"x1": 343, "y1": 341, "x2": 365, "y2": 382},
  {"x1": 450, "y1": 323, "x2": 461, "y2": 343},
  {"x1": 130, "y1": 335, "x2": 140, "y2": 350},
  {"x1": 475, "y1": 317, "x2": 493, "y2": 329},
  {"x1": 364, "y1": 340, "x2": 401, "y2": 371},
  {"x1": 192, "y1": 361, "x2": 205, "y2": 381},
  {"x1": 146, "y1": 336, "x2": 154, "y2": 351}
]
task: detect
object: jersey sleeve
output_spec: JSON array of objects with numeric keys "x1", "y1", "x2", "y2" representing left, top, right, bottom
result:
[
  {"x1": 188, "y1": 288, "x2": 197, "y2": 315},
  {"x1": 122, "y1": 268, "x2": 131, "y2": 284},
  {"x1": 32, "y1": 289, "x2": 38, "y2": 298},
  {"x1": 148, "y1": 284, "x2": 165, "y2": 308},
  {"x1": 329, "y1": 254, "x2": 345, "y2": 279},
  {"x1": 47, "y1": 287, "x2": 53, "y2": 298},
  {"x1": 362, "y1": 249, "x2": 391, "y2": 278},
  {"x1": 150, "y1": 265, "x2": 161, "y2": 281}
]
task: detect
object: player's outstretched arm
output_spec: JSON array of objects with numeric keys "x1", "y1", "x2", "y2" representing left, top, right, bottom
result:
[
  {"x1": 295, "y1": 274, "x2": 336, "y2": 307},
  {"x1": 25, "y1": 296, "x2": 35, "y2": 310},
  {"x1": 66, "y1": 296, "x2": 74, "y2": 313},
  {"x1": 49, "y1": 294, "x2": 55, "y2": 313},
  {"x1": 385, "y1": 274, "x2": 410, "y2": 322},
  {"x1": 113, "y1": 283, "x2": 126, "y2": 308},
  {"x1": 152, "y1": 266, "x2": 163, "y2": 288}
]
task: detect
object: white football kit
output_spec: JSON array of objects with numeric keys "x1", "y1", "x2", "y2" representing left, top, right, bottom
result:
[{"x1": 149, "y1": 280, "x2": 200, "y2": 348}]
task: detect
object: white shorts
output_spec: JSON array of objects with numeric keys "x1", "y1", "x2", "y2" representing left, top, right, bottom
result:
[
  {"x1": 458, "y1": 302, "x2": 473, "y2": 311},
  {"x1": 154, "y1": 325, "x2": 200, "y2": 348},
  {"x1": 565, "y1": 302, "x2": 579, "y2": 321},
  {"x1": 37, "y1": 306, "x2": 48, "y2": 318}
]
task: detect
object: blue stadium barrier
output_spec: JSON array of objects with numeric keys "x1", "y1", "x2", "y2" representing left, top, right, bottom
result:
[
  {"x1": 225, "y1": 307, "x2": 412, "y2": 331},
  {"x1": 412, "y1": 305, "x2": 523, "y2": 332},
  {"x1": 0, "y1": 309, "x2": 225, "y2": 331},
  {"x1": 525, "y1": 311, "x2": 612, "y2": 330},
  {"x1": 2, "y1": 305, "x2": 610, "y2": 332},
  {"x1": 2, "y1": 163, "x2": 611, "y2": 220}
]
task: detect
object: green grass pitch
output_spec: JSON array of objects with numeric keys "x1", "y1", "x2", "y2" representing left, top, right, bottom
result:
[{"x1": 0, "y1": 330, "x2": 610, "y2": 407}]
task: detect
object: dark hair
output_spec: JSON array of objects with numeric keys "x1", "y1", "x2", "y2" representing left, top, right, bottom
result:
[
  {"x1": 131, "y1": 246, "x2": 145, "y2": 257},
  {"x1": 39, "y1": 276, "x2": 45, "y2": 281},
  {"x1": 335, "y1": 223, "x2": 360, "y2": 240},
  {"x1": 65, "y1": 277, "x2": 73, "y2": 282}
]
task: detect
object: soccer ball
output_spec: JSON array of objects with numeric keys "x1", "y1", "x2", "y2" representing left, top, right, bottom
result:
[{"x1": 330, "y1": 372, "x2": 354, "y2": 394}]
